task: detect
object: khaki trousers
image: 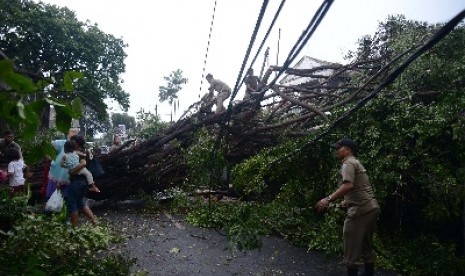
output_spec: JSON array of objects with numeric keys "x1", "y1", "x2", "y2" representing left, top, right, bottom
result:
[
  {"x1": 343, "y1": 205, "x2": 380, "y2": 266},
  {"x1": 215, "y1": 90, "x2": 231, "y2": 113}
]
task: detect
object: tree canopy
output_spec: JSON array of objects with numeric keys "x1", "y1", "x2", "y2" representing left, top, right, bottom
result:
[
  {"x1": 0, "y1": 0, "x2": 130, "y2": 120},
  {"x1": 111, "y1": 112, "x2": 136, "y2": 133},
  {"x1": 158, "y1": 69, "x2": 187, "y2": 105}
]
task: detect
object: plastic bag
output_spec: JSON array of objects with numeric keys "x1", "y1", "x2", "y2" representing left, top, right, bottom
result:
[{"x1": 45, "y1": 189, "x2": 64, "y2": 213}]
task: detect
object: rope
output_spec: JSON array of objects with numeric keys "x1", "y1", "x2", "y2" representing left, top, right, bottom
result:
[{"x1": 198, "y1": 0, "x2": 218, "y2": 98}]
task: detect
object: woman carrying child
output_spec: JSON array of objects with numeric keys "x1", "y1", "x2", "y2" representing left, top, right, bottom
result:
[
  {"x1": 61, "y1": 140, "x2": 100, "y2": 193},
  {"x1": 64, "y1": 135, "x2": 98, "y2": 227}
]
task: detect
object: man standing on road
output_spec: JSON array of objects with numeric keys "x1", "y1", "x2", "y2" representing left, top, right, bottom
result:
[
  {"x1": 315, "y1": 138, "x2": 380, "y2": 276},
  {"x1": 205, "y1": 73, "x2": 231, "y2": 114}
]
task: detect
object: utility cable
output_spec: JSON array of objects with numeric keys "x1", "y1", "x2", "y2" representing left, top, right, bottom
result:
[
  {"x1": 217, "y1": 0, "x2": 336, "y2": 188},
  {"x1": 266, "y1": 0, "x2": 335, "y2": 89},
  {"x1": 198, "y1": 0, "x2": 218, "y2": 98},
  {"x1": 229, "y1": 0, "x2": 270, "y2": 104},
  {"x1": 205, "y1": 0, "x2": 270, "y2": 231},
  {"x1": 246, "y1": 0, "x2": 287, "y2": 83},
  {"x1": 231, "y1": 0, "x2": 334, "y2": 110},
  {"x1": 273, "y1": 8, "x2": 465, "y2": 164}
]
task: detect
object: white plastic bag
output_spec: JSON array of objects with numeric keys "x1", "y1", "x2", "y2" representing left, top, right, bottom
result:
[{"x1": 45, "y1": 189, "x2": 64, "y2": 212}]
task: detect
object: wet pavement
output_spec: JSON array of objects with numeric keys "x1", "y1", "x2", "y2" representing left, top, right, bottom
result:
[{"x1": 93, "y1": 204, "x2": 398, "y2": 276}]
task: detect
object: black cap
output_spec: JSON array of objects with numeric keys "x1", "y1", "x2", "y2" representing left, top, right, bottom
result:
[{"x1": 330, "y1": 138, "x2": 357, "y2": 154}]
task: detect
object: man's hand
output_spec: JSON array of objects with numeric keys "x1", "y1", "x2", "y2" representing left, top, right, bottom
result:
[
  {"x1": 69, "y1": 162, "x2": 86, "y2": 175},
  {"x1": 315, "y1": 198, "x2": 330, "y2": 213}
]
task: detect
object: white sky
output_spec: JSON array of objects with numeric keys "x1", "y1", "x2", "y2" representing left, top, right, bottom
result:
[{"x1": 38, "y1": 0, "x2": 465, "y2": 121}]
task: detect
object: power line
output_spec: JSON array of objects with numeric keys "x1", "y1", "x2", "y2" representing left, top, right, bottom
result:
[
  {"x1": 229, "y1": 0, "x2": 271, "y2": 103},
  {"x1": 272, "y1": 7, "x2": 465, "y2": 164},
  {"x1": 227, "y1": 0, "x2": 287, "y2": 100},
  {"x1": 247, "y1": 0, "x2": 287, "y2": 78},
  {"x1": 230, "y1": 0, "x2": 335, "y2": 110},
  {"x1": 266, "y1": 0, "x2": 335, "y2": 89},
  {"x1": 198, "y1": 0, "x2": 218, "y2": 98}
]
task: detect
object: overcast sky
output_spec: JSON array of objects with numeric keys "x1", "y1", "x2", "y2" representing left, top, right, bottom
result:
[{"x1": 38, "y1": 0, "x2": 465, "y2": 121}]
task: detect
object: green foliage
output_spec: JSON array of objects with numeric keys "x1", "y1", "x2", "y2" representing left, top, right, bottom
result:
[
  {"x1": 231, "y1": 153, "x2": 268, "y2": 196},
  {"x1": 0, "y1": 59, "x2": 83, "y2": 164},
  {"x1": 186, "y1": 201, "x2": 270, "y2": 251},
  {"x1": 0, "y1": 182, "x2": 133, "y2": 274},
  {"x1": 181, "y1": 17, "x2": 465, "y2": 273},
  {"x1": 183, "y1": 128, "x2": 228, "y2": 190},
  {"x1": 0, "y1": 214, "x2": 133, "y2": 275},
  {"x1": 0, "y1": 60, "x2": 36, "y2": 92},
  {"x1": 380, "y1": 235, "x2": 465, "y2": 275},
  {"x1": 0, "y1": 186, "x2": 30, "y2": 234},
  {"x1": 232, "y1": 137, "x2": 334, "y2": 201},
  {"x1": 0, "y1": 59, "x2": 82, "y2": 134},
  {"x1": 112, "y1": 112, "x2": 136, "y2": 131},
  {"x1": 133, "y1": 108, "x2": 169, "y2": 140},
  {"x1": 0, "y1": 0, "x2": 129, "y2": 122},
  {"x1": 165, "y1": 188, "x2": 195, "y2": 214},
  {"x1": 306, "y1": 208, "x2": 344, "y2": 256},
  {"x1": 158, "y1": 69, "x2": 188, "y2": 105}
]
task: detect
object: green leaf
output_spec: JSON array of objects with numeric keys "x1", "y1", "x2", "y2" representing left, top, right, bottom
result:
[
  {"x1": 16, "y1": 100, "x2": 26, "y2": 119},
  {"x1": 70, "y1": 97, "x2": 83, "y2": 117},
  {"x1": 24, "y1": 104, "x2": 40, "y2": 125},
  {"x1": 0, "y1": 59, "x2": 14, "y2": 74},
  {"x1": 63, "y1": 71, "x2": 83, "y2": 92},
  {"x1": 55, "y1": 106, "x2": 73, "y2": 134},
  {"x1": 26, "y1": 142, "x2": 57, "y2": 165},
  {"x1": 35, "y1": 79, "x2": 51, "y2": 91},
  {"x1": 0, "y1": 60, "x2": 36, "y2": 92},
  {"x1": 27, "y1": 99, "x2": 46, "y2": 115},
  {"x1": 44, "y1": 97, "x2": 67, "y2": 107}
]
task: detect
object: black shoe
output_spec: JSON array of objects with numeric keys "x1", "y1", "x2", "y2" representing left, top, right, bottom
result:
[
  {"x1": 347, "y1": 266, "x2": 358, "y2": 276},
  {"x1": 364, "y1": 263, "x2": 374, "y2": 276}
]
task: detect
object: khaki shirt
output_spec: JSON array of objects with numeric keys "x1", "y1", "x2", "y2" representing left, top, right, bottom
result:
[
  {"x1": 244, "y1": 75, "x2": 260, "y2": 92},
  {"x1": 209, "y1": 79, "x2": 231, "y2": 94},
  {"x1": 339, "y1": 156, "x2": 375, "y2": 207}
]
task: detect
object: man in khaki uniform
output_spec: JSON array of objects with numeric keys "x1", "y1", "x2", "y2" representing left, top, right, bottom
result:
[
  {"x1": 205, "y1": 73, "x2": 231, "y2": 114},
  {"x1": 243, "y1": 68, "x2": 262, "y2": 101},
  {"x1": 316, "y1": 138, "x2": 380, "y2": 276}
]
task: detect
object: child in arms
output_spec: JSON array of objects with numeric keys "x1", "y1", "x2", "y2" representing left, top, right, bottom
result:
[{"x1": 61, "y1": 140, "x2": 100, "y2": 193}]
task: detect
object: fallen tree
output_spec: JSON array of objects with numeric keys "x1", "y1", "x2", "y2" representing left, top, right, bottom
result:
[{"x1": 84, "y1": 55, "x2": 400, "y2": 199}]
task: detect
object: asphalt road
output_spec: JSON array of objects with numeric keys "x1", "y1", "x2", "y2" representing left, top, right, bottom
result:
[{"x1": 93, "y1": 203, "x2": 398, "y2": 276}]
